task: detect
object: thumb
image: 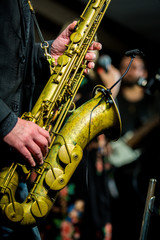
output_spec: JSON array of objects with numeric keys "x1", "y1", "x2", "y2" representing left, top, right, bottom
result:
[{"x1": 61, "y1": 21, "x2": 77, "y2": 39}]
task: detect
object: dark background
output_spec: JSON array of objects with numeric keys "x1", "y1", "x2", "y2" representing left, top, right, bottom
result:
[{"x1": 32, "y1": 0, "x2": 160, "y2": 77}]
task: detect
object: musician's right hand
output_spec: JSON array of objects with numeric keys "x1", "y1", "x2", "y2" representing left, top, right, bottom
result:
[{"x1": 3, "y1": 118, "x2": 51, "y2": 167}]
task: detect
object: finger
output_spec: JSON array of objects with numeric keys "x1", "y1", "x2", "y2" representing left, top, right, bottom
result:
[
  {"x1": 61, "y1": 21, "x2": 77, "y2": 40},
  {"x1": 37, "y1": 126, "x2": 51, "y2": 145},
  {"x1": 68, "y1": 21, "x2": 77, "y2": 32},
  {"x1": 87, "y1": 61, "x2": 95, "y2": 69},
  {"x1": 19, "y1": 146, "x2": 36, "y2": 167},
  {"x1": 85, "y1": 52, "x2": 97, "y2": 61},
  {"x1": 26, "y1": 141, "x2": 44, "y2": 166},
  {"x1": 33, "y1": 135, "x2": 49, "y2": 158},
  {"x1": 88, "y1": 41, "x2": 102, "y2": 51},
  {"x1": 84, "y1": 62, "x2": 95, "y2": 74},
  {"x1": 84, "y1": 68, "x2": 90, "y2": 75}
]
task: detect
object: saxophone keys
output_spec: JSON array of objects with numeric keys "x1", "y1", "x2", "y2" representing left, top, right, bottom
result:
[
  {"x1": 45, "y1": 168, "x2": 63, "y2": 188},
  {"x1": 31, "y1": 198, "x2": 48, "y2": 218},
  {"x1": 57, "y1": 55, "x2": 69, "y2": 66},
  {"x1": 5, "y1": 202, "x2": 24, "y2": 222},
  {"x1": 70, "y1": 32, "x2": 82, "y2": 43},
  {"x1": 70, "y1": 144, "x2": 83, "y2": 162},
  {"x1": 58, "y1": 144, "x2": 83, "y2": 164},
  {"x1": 58, "y1": 144, "x2": 75, "y2": 164},
  {"x1": 45, "y1": 144, "x2": 83, "y2": 191}
]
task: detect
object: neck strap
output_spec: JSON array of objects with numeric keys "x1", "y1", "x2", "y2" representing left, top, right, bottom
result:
[{"x1": 28, "y1": 0, "x2": 55, "y2": 69}]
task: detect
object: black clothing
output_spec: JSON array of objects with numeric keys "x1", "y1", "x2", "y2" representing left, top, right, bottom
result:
[
  {"x1": 0, "y1": 0, "x2": 51, "y2": 169},
  {"x1": 0, "y1": 0, "x2": 50, "y2": 139},
  {"x1": 111, "y1": 92, "x2": 160, "y2": 240},
  {"x1": 0, "y1": 1, "x2": 51, "y2": 239},
  {"x1": 117, "y1": 93, "x2": 156, "y2": 136}
]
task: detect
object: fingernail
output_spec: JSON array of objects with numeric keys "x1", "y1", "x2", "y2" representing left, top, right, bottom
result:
[
  {"x1": 91, "y1": 62, "x2": 95, "y2": 69},
  {"x1": 93, "y1": 53, "x2": 97, "y2": 60},
  {"x1": 31, "y1": 162, "x2": 36, "y2": 167}
]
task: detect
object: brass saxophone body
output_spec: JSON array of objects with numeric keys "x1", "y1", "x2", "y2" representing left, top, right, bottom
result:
[{"x1": 0, "y1": 0, "x2": 121, "y2": 227}]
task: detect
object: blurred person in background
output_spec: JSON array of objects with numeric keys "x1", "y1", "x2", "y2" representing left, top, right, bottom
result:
[{"x1": 103, "y1": 54, "x2": 160, "y2": 240}]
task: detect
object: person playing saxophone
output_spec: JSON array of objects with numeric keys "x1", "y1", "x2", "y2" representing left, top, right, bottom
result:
[{"x1": 0, "y1": 1, "x2": 102, "y2": 239}]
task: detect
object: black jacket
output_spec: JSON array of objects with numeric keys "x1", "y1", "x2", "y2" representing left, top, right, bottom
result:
[{"x1": 0, "y1": 0, "x2": 50, "y2": 138}]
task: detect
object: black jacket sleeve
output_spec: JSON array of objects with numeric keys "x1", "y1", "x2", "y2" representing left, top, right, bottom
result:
[
  {"x1": 0, "y1": 1, "x2": 53, "y2": 139},
  {"x1": 33, "y1": 40, "x2": 53, "y2": 85},
  {"x1": 0, "y1": 103, "x2": 18, "y2": 138}
]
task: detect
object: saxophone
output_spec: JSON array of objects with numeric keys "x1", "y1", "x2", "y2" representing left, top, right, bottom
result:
[{"x1": 0, "y1": 0, "x2": 121, "y2": 227}]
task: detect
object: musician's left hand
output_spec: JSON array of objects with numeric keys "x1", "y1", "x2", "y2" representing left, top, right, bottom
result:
[{"x1": 50, "y1": 21, "x2": 102, "y2": 73}]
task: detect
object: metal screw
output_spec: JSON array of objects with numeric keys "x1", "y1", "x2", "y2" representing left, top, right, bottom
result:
[{"x1": 59, "y1": 178, "x2": 64, "y2": 185}]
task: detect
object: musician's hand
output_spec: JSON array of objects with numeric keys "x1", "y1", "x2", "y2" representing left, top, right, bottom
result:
[
  {"x1": 3, "y1": 118, "x2": 51, "y2": 167},
  {"x1": 51, "y1": 21, "x2": 77, "y2": 62},
  {"x1": 50, "y1": 21, "x2": 102, "y2": 73},
  {"x1": 84, "y1": 41, "x2": 102, "y2": 74}
]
